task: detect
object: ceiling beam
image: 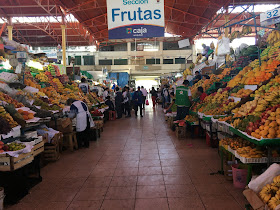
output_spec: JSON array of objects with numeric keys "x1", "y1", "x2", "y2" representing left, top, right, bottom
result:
[
  {"x1": 13, "y1": 27, "x2": 32, "y2": 46},
  {"x1": 82, "y1": 13, "x2": 107, "y2": 24},
  {"x1": 0, "y1": 5, "x2": 57, "y2": 8},
  {"x1": 66, "y1": 0, "x2": 99, "y2": 13},
  {"x1": 165, "y1": 5, "x2": 210, "y2": 21}
]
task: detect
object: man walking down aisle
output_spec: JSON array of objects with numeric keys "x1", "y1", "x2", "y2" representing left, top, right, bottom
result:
[
  {"x1": 133, "y1": 87, "x2": 143, "y2": 117},
  {"x1": 175, "y1": 80, "x2": 192, "y2": 120},
  {"x1": 140, "y1": 86, "x2": 148, "y2": 109}
]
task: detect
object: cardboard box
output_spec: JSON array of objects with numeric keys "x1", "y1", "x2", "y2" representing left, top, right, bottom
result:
[
  {"x1": 49, "y1": 118, "x2": 73, "y2": 134},
  {"x1": 243, "y1": 189, "x2": 265, "y2": 210}
]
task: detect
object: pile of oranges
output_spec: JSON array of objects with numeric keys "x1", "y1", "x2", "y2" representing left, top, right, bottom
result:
[{"x1": 17, "y1": 109, "x2": 34, "y2": 120}]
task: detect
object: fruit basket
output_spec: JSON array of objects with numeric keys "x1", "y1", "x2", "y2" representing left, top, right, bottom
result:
[
  {"x1": 229, "y1": 127, "x2": 280, "y2": 147},
  {"x1": 235, "y1": 152, "x2": 268, "y2": 164},
  {"x1": 0, "y1": 151, "x2": 34, "y2": 171}
]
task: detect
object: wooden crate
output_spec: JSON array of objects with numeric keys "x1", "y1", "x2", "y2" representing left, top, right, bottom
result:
[
  {"x1": 43, "y1": 143, "x2": 60, "y2": 161},
  {"x1": 32, "y1": 141, "x2": 44, "y2": 157},
  {"x1": 176, "y1": 126, "x2": 186, "y2": 140},
  {"x1": 0, "y1": 152, "x2": 34, "y2": 172}
]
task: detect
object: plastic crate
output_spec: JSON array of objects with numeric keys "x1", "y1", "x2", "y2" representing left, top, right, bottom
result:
[{"x1": 235, "y1": 152, "x2": 267, "y2": 164}]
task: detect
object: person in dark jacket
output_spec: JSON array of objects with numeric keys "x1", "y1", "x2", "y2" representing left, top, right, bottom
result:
[
  {"x1": 133, "y1": 86, "x2": 143, "y2": 117},
  {"x1": 115, "y1": 87, "x2": 123, "y2": 119},
  {"x1": 105, "y1": 96, "x2": 115, "y2": 111}
]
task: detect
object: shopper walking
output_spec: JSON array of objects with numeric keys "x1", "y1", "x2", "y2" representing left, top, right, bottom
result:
[
  {"x1": 115, "y1": 87, "x2": 123, "y2": 119},
  {"x1": 123, "y1": 87, "x2": 131, "y2": 117},
  {"x1": 79, "y1": 77, "x2": 90, "y2": 94},
  {"x1": 67, "y1": 99, "x2": 94, "y2": 148},
  {"x1": 133, "y1": 86, "x2": 143, "y2": 117},
  {"x1": 140, "y1": 86, "x2": 148, "y2": 109},
  {"x1": 175, "y1": 80, "x2": 192, "y2": 120},
  {"x1": 150, "y1": 87, "x2": 158, "y2": 108},
  {"x1": 162, "y1": 85, "x2": 170, "y2": 108}
]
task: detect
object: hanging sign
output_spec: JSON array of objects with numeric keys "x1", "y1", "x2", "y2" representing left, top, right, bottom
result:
[
  {"x1": 260, "y1": 8, "x2": 280, "y2": 26},
  {"x1": 107, "y1": 0, "x2": 165, "y2": 39}
]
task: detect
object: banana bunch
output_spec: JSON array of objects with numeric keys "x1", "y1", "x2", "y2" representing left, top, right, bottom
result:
[
  {"x1": 0, "y1": 106, "x2": 18, "y2": 128},
  {"x1": 230, "y1": 31, "x2": 241, "y2": 41},
  {"x1": 259, "y1": 184, "x2": 278, "y2": 203},
  {"x1": 183, "y1": 68, "x2": 192, "y2": 77},
  {"x1": 272, "y1": 176, "x2": 280, "y2": 188},
  {"x1": 254, "y1": 99, "x2": 269, "y2": 112},
  {"x1": 267, "y1": 30, "x2": 280, "y2": 46},
  {"x1": 242, "y1": 26, "x2": 252, "y2": 35},
  {"x1": 268, "y1": 192, "x2": 280, "y2": 210},
  {"x1": 35, "y1": 73, "x2": 49, "y2": 83},
  {"x1": 232, "y1": 118, "x2": 242, "y2": 128},
  {"x1": 37, "y1": 91, "x2": 46, "y2": 97},
  {"x1": 249, "y1": 59, "x2": 260, "y2": 68},
  {"x1": 265, "y1": 90, "x2": 280, "y2": 102}
]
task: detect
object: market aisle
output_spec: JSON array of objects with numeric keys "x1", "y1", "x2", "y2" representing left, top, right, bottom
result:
[{"x1": 8, "y1": 104, "x2": 246, "y2": 210}]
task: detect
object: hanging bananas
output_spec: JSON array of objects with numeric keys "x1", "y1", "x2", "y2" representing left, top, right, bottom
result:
[{"x1": 267, "y1": 31, "x2": 280, "y2": 46}]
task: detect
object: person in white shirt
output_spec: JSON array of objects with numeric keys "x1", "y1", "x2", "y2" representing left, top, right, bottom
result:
[
  {"x1": 140, "y1": 86, "x2": 148, "y2": 109},
  {"x1": 103, "y1": 87, "x2": 109, "y2": 100}
]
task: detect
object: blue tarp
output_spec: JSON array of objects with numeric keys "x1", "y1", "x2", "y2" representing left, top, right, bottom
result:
[{"x1": 107, "y1": 72, "x2": 129, "y2": 88}]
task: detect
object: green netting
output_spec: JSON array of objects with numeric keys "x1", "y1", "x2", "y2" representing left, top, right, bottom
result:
[{"x1": 80, "y1": 70, "x2": 93, "y2": 79}]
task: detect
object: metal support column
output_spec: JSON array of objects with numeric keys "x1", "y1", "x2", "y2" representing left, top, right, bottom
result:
[
  {"x1": 7, "y1": 25, "x2": 13, "y2": 41},
  {"x1": 61, "y1": 25, "x2": 66, "y2": 66}
]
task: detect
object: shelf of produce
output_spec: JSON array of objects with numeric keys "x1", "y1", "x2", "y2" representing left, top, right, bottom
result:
[{"x1": 229, "y1": 127, "x2": 280, "y2": 146}]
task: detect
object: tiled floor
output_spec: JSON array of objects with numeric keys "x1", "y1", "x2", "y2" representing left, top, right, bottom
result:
[{"x1": 7, "y1": 104, "x2": 247, "y2": 210}]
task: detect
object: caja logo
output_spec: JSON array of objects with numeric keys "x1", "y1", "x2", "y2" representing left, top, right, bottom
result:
[
  {"x1": 126, "y1": 27, "x2": 147, "y2": 36},
  {"x1": 126, "y1": 28, "x2": 132, "y2": 34}
]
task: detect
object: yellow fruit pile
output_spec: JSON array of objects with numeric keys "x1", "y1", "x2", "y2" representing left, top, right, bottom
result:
[
  {"x1": 35, "y1": 73, "x2": 49, "y2": 83},
  {"x1": 267, "y1": 30, "x2": 280, "y2": 46},
  {"x1": 259, "y1": 175, "x2": 280, "y2": 209},
  {"x1": 232, "y1": 100, "x2": 258, "y2": 117},
  {"x1": 52, "y1": 78, "x2": 64, "y2": 92},
  {"x1": 184, "y1": 115, "x2": 198, "y2": 123},
  {"x1": 231, "y1": 88, "x2": 252, "y2": 98},
  {"x1": 220, "y1": 137, "x2": 253, "y2": 150},
  {"x1": 227, "y1": 66, "x2": 252, "y2": 87},
  {"x1": 236, "y1": 146, "x2": 265, "y2": 158},
  {"x1": 0, "y1": 106, "x2": 18, "y2": 128}
]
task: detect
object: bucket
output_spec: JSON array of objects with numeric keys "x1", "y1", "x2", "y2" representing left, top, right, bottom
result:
[{"x1": 232, "y1": 164, "x2": 248, "y2": 189}]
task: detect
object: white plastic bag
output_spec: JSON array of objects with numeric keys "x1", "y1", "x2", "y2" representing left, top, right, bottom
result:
[
  {"x1": 248, "y1": 163, "x2": 280, "y2": 193},
  {"x1": 217, "y1": 37, "x2": 230, "y2": 56}
]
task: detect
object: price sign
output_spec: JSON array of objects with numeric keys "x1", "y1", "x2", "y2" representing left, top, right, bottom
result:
[
  {"x1": 16, "y1": 51, "x2": 27, "y2": 59},
  {"x1": 260, "y1": 8, "x2": 280, "y2": 26},
  {"x1": 16, "y1": 51, "x2": 27, "y2": 63}
]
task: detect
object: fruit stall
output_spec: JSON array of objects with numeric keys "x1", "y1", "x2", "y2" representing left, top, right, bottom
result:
[
  {"x1": 0, "y1": 40, "x2": 109, "y2": 204},
  {"x1": 164, "y1": 27, "x2": 280, "y2": 209}
]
